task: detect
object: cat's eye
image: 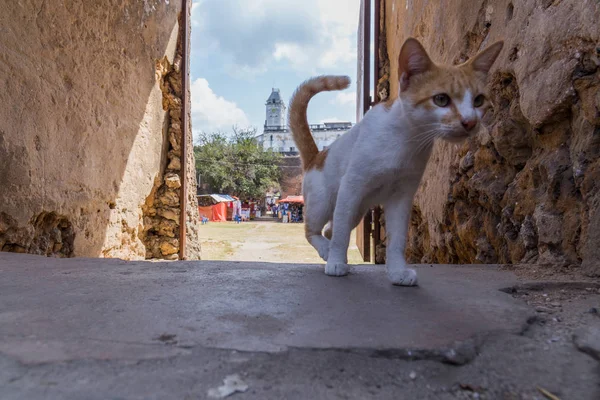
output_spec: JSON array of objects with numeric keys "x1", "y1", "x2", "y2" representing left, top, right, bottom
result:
[
  {"x1": 473, "y1": 94, "x2": 485, "y2": 107},
  {"x1": 433, "y1": 93, "x2": 450, "y2": 107}
]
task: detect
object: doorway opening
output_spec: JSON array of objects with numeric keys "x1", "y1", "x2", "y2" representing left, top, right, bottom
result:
[{"x1": 189, "y1": 0, "x2": 369, "y2": 264}]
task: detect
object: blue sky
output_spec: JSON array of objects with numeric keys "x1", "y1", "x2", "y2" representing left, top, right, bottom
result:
[{"x1": 190, "y1": 0, "x2": 360, "y2": 142}]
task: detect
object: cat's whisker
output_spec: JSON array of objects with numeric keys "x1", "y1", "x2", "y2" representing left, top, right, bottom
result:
[
  {"x1": 416, "y1": 128, "x2": 443, "y2": 150},
  {"x1": 412, "y1": 126, "x2": 454, "y2": 146},
  {"x1": 409, "y1": 136, "x2": 437, "y2": 152},
  {"x1": 406, "y1": 128, "x2": 443, "y2": 144},
  {"x1": 408, "y1": 124, "x2": 442, "y2": 134},
  {"x1": 408, "y1": 127, "x2": 441, "y2": 137},
  {"x1": 416, "y1": 137, "x2": 436, "y2": 154},
  {"x1": 412, "y1": 130, "x2": 439, "y2": 155},
  {"x1": 410, "y1": 122, "x2": 441, "y2": 129}
]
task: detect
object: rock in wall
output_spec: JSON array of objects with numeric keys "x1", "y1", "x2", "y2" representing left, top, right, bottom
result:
[
  {"x1": 380, "y1": 0, "x2": 600, "y2": 275},
  {"x1": 0, "y1": 0, "x2": 200, "y2": 259}
]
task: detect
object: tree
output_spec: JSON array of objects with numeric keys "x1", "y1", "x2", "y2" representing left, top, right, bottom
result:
[{"x1": 194, "y1": 127, "x2": 281, "y2": 200}]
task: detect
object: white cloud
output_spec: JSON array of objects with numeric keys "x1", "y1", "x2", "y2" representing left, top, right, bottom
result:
[
  {"x1": 191, "y1": 0, "x2": 359, "y2": 77},
  {"x1": 332, "y1": 91, "x2": 356, "y2": 106},
  {"x1": 275, "y1": 0, "x2": 359, "y2": 72},
  {"x1": 191, "y1": 78, "x2": 249, "y2": 137}
]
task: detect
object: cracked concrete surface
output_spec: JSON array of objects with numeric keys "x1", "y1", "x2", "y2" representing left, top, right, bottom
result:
[{"x1": 0, "y1": 253, "x2": 599, "y2": 399}]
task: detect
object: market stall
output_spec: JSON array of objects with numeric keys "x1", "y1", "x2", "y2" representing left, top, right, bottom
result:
[
  {"x1": 277, "y1": 196, "x2": 304, "y2": 223},
  {"x1": 197, "y1": 194, "x2": 236, "y2": 222}
]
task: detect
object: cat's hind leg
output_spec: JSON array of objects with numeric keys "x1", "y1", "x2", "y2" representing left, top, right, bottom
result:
[
  {"x1": 326, "y1": 176, "x2": 368, "y2": 277},
  {"x1": 323, "y1": 220, "x2": 333, "y2": 240},
  {"x1": 303, "y1": 173, "x2": 332, "y2": 261},
  {"x1": 304, "y1": 202, "x2": 331, "y2": 261}
]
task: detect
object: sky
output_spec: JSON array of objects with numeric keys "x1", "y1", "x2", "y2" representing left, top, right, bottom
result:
[{"x1": 190, "y1": 0, "x2": 361, "y2": 142}]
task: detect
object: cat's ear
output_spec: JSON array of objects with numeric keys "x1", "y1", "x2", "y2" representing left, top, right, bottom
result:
[
  {"x1": 398, "y1": 38, "x2": 433, "y2": 92},
  {"x1": 467, "y1": 41, "x2": 504, "y2": 74}
]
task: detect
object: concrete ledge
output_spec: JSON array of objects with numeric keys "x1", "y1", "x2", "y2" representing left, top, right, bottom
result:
[{"x1": 0, "y1": 253, "x2": 532, "y2": 364}]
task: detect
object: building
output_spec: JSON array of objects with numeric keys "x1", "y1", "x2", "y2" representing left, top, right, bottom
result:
[{"x1": 256, "y1": 88, "x2": 353, "y2": 156}]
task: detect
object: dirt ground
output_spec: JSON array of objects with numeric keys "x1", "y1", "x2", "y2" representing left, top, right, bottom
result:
[{"x1": 198, "y1": 219, "x2": 366, "y2": 264}]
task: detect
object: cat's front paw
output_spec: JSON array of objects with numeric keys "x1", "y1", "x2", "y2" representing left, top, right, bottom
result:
[
  {"x1": 325, "y1": 262, "x2": 349, "y2": 277},
  {"x1": 387, "y1": 266, "x2": 418, "y2": 286}
]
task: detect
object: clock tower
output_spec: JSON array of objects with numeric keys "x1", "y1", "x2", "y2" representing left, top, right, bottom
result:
[{"x1": 265, "y1": 88, "x2": 286, "y2": 128}]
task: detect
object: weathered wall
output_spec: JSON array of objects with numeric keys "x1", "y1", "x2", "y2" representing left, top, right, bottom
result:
[
  {"x1": 380, "y1": 0, "x2": 599, "y2": 275},
  {"x1": 0, "y1": 0, "x2": 200, "y2": 259},
  {"x1": 278, "y1": 156, "x2": 303, "y2": 198},
  {"x1": 143, "y1": 14, "x2": 202, "y2": 260}
]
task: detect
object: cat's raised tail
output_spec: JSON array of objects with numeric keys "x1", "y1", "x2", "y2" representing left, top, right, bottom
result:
[{"x1": 289, "y1": 75, "x2": 351, "y2": 170}]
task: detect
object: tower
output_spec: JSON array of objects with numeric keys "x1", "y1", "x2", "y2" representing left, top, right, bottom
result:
[{"x1": 265, "y1": 88, "x2": 286, "y2": 128}]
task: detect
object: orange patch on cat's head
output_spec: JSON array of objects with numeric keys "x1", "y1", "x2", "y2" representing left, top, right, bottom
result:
[
  {"x1": 396, "y1": 38, "x2": 504, "y2": 111},
  {"x1": 405, "y1": 67, "x2": 485, "y2": 107}
]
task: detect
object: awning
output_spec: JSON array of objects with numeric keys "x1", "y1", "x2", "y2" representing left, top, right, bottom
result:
[
  {"x1": 197, "y1": 194, "x2": 236, "y2": 203},
  {"x1": 278, "y1": 195, "x2": 304, "y2": 204}
]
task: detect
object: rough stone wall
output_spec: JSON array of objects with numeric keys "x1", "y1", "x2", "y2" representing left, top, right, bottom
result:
[
  {"x1": 381, "y1": 0, "x2": 600, "y2": 275},
  {"x1": 182, "y1": 44, "x2": 203, "y2": 261},
  {"x1": 0, "y1": 0, "x2": 200, "y2": 259},
  {"x1": 143, "y1": 13, "x2": 202, "y2": 260}
]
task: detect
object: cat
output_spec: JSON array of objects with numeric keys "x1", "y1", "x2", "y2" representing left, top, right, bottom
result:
[{"x1": 288, "y1": 37, "x2": 503, "y2": 286}]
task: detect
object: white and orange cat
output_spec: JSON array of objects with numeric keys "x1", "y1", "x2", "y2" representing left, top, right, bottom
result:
[{"x1": 289, "y1": 38, "x2": 503, "y2": 286}]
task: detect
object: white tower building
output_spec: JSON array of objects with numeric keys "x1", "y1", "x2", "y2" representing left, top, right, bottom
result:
[
  {"x1": 265, "y1": 88, "x2": 286, "y2": 128},
  {"x1": 257, "y1": 88, "x2": 353, "y2": 156}
]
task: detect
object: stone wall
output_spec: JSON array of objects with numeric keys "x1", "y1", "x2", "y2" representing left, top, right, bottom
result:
[
  {"x1": 278, "y1": 156, "x2": 303, "y2": 198},
  {"x1": 143, "y1": 13, "x2": 202, "y2": 260},
  {"x1": 380, "y1": 0, "x2": 599, "y2": 275},
  {"x1": 0, "y1": 0, "x2": 200, "y2": 259}
]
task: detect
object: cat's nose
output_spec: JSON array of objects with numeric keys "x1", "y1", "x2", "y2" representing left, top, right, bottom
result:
[{"x1": 461, "y1": 119, "x2": 477, "y2": 131}]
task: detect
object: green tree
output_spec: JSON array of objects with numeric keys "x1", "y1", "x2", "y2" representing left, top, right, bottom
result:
[{"x1": 194, "y1": 127, "x2": 281, "y2": 200}]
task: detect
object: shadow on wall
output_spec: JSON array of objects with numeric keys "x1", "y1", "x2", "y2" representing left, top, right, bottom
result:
[{"x1": 0, "y1": 1, "x2": 181, "y2": 258}]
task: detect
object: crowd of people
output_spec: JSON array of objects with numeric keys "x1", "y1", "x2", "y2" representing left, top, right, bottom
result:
[{"x1": 267, "y1": 201, "x2": 303, "y2": 223}]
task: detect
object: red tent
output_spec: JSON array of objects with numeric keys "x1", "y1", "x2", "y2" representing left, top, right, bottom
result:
[
  {"x1": 198, "y1": 194, "x2": 236, "y2": 222},
  {"x1": 199, "y1": 203, "x2": 227, "y2": 222}
]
